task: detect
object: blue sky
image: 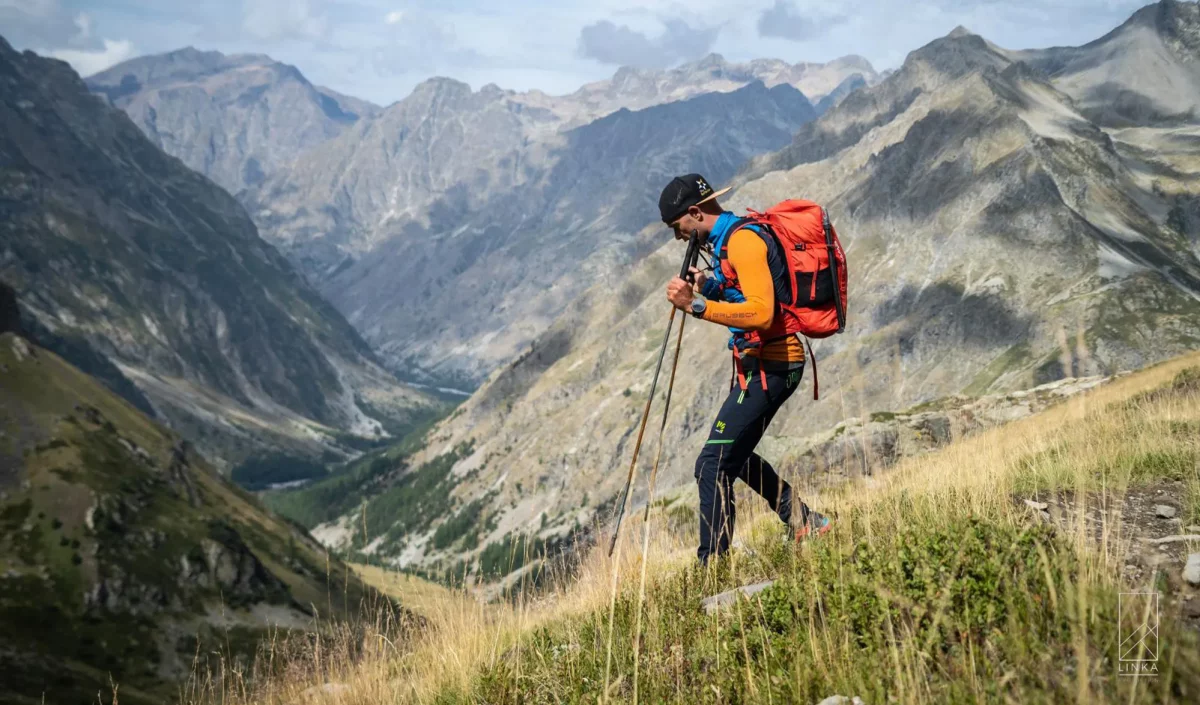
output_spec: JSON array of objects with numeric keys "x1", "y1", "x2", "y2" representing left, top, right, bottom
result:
[{"x1": 2, "y1": 0, "x2": 1156, "y2": 105}]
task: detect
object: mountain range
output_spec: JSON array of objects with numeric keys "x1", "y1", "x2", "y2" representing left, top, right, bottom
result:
[
  {"x1": 299, "y1": 0, "x2": 1200, "y2": 581},
  {"x1": 0, "y1": 38, "x2": 444, "y2": 470},
  {"x1": 90, "y1": 51, "x2": 878, "y2": 388},
  {"x1": 248, "y1": 78, "x2": 819, "y2": 387}
]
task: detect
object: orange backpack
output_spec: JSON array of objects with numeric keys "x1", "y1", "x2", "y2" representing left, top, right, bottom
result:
[
  {"x1": 714, "y1": 200, "x2": 848, "y2": 398},
  {"x1": 745, "y1": 199, "x2": 847, "y2": 338}
]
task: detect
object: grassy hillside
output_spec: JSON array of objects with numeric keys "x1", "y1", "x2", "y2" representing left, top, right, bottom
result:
[
  {"x1": 180, "y1": 351, "x2": 1200, "y2": 703},
  {"x1": 0, "y1": 333, "x2": 382, "y2": 704}
]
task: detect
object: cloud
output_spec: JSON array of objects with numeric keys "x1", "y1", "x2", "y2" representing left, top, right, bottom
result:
[
  {"x1": 5, "y1": 0, "x2": 134, "y2": 77},
  {"x1": 370, "y1": 9, "x2": 481, "y2": 76},
  {"x1": 0, "y1": 0, "x2": 84, "y2": 46},
  {"x1": 6, "y1": 0, "x2": 1154, "y2": 106},
  {"x1": 48, "y1": 38, "x2": 136, "y2": 76},
  {"x1": 756, "y1": 0, "x2": 845, "y2": 42},
  {"x1": 577, "y1": 19, "x2": 719, "y2": 68},
  {"x1": 241, "y1": 0, "x2": 329, "y2": 42}
]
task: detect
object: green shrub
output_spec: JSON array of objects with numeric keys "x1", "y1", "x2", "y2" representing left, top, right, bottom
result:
[
  {"x1": 432, "y1": 499, "x2": 487, "y2": 550},
  {"x1": 478, "y1": 532, "x2": 545, "y2": 577},
  {"x1": 461, "y1": 514, "x2": 1196, "y2": 704}
]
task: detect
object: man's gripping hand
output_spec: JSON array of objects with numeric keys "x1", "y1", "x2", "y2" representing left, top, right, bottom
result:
[{"x1": 666, "y1": 276, "x2": 696, "y2": 311}]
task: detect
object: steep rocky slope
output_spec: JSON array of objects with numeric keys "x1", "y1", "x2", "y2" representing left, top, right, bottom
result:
[
  {"x1": 0, "y1": 321, "x2": 379, "y2": 704},
  {"x1": 302, "y1": 4, "x2": 1200, "y2": 581},
  {"x1": 87, "y1": 48, "x2": 379, "y2": 193},
  {"x1": 0, "y1": 38, "x2": 442, "y2": 468},
  {"x1": 250, "y1": 80, "x2": 818, "y2": 387}
]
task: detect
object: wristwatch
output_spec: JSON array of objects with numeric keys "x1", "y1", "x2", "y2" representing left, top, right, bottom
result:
[{"x1": 689, "y1": 295, "x2": 707, "y2": 318}]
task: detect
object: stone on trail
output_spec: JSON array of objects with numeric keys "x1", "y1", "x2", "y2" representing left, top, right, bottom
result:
[
  {"x1": 1155, "y1": 505, "x2": 1178, "y2": 519},
  {"x1": 701, "y1": 580, "x2": 775, "y2": 614},
  {"x1": 1184, "y1": 554, "x2": 1200, "y2": 586},
  {"x1": 815, "y1": 696, "x2": 866, "y2": 705}
]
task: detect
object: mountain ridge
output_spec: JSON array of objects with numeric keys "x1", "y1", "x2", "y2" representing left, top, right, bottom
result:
[
  {"x1": 87, "y1": 47, "x2": 381, "y2": 193},
  {"x1": 0, "y1": 37, "x2": 443, "y2": 469},
  {"x1": 1007, "y1": 0, "x2": 1200, "y2": 126}
]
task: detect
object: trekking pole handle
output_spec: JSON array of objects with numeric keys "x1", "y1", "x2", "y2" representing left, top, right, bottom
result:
[{"x1": 680, "y1": 229, "x2": 701, "y2": 283}]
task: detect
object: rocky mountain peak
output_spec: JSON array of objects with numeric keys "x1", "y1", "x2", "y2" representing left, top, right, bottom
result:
[
  {"x1": 1005, "y1": 0, "x2": 1199, "y2": 126},
  {"x1": 685, "y1": 52, "x2": 730, "y2": 70},
  {"x1": 1068, "y1": 0, "x2": 1198, "y2": 49},
  {"x1": 89, "y1": 47, "x2": 266, "y2": 93},
  {"x1": 479, "y1": 82, "x2": 508, "y2": 97},
  {"x1": 409, "y1": 75, "x2": 476, "y2": 101},
  {"x1": 903, "y1": 25, "x2": 1010, "y2": 84},
  {"x1": 84, "y1": 46, "x2": 382, "y2": 192},
  {"x1": 609, "y1": 64, "x2": 653, "y2": 89},
  {"x1": 829, "y1": 54, "x2": 876, "y2": 72}
]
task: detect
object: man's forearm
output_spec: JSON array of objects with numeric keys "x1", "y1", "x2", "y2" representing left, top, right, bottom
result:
[
  {"x1": 699, "y1": 229, "x2": 776, "y2": 330},
  {"x1": 701, "y1": 298, "x2": 773, "y2": 329}
]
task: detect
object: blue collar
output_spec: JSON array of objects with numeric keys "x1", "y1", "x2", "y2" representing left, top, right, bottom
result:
[{"x1": 708, "y1": 211, "x2": 741, "y2": 254}]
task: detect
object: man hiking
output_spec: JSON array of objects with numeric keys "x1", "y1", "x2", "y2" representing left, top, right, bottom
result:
[{"x1": 660, "y1": 173, "x2": 833, "y2": 564}]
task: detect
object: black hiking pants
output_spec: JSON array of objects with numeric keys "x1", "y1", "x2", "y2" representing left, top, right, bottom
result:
[{"x1": 695, "y1": 357, "x2": 811, "y2": 564}]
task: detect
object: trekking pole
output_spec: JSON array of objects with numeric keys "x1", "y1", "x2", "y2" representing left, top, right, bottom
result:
[
  {"x1": 608, "y1": 230, "x2": 701, "y2": 556},
  {"x1": 630, "y1": 307, "x2": 688, "y2": 702}
]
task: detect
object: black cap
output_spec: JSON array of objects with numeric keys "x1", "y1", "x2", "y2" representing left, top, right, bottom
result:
[{"x1": 658, "y1": 173, "x2": 730, "y2": 224}]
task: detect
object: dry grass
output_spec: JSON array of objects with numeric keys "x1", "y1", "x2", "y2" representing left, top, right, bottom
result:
[{"x1": 182, "y1": 352, "x2": 1200, "y2": 704}]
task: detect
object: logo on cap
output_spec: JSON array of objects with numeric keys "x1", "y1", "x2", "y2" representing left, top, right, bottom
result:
[{"x1": 696, "y1": 178, "x2": 711, "y2": 196}]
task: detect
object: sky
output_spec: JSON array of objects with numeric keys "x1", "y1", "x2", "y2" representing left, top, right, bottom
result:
[{"x1": 2, "y1": 0, "x2": 1157, "y2": 106}]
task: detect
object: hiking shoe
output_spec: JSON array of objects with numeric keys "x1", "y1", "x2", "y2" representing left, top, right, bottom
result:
[{"x1": 794, "y1": 513, "x2": 832, "y2": 542}]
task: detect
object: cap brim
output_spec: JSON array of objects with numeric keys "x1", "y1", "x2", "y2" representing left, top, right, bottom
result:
[{"x1": 696, "y1": 185, "x2": 731, "y2": 206}]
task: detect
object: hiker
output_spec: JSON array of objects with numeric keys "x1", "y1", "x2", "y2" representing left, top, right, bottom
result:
[{"x1": 659, "y1": 173, "x2": 838, "y2": 564}]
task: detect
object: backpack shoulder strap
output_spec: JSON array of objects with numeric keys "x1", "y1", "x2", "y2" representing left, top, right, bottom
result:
[{"x1": 721, "y1": 216, "x2": 791, "y2": 306}]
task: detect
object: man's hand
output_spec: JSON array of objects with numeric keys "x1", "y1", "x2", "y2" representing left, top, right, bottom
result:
[
  {"x1": 688, "y1": 266, "x2": 707, "y2": 291},
  {"x1": 666, "y1": 276, "x2": 694, "y2": 311}
]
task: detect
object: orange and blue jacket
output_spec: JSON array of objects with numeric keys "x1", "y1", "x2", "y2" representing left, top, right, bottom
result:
[{"x1": 698, "y1": 221, "x2": 805, "y2": 364}]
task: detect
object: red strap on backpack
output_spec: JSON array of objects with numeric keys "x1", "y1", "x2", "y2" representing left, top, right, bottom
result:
[
  {"x1": 805, "y1": 337, "x2": 819, "y2": 401},
  {"x1": 732, "y1": 349, "x2": 768, "y2": 393}
]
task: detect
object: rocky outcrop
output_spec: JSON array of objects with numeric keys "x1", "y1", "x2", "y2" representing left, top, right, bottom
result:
[
  {"x1": 177, "y1": 527, "x2": 292, "y2": 608},
  {"x1": 168, "y1": 440, "x2": 200, "y2": 507},
  {"x1": 0, "y1": 281, "x2": 19, "y2": 335},
  {"x1": 776, "y1": 376, "x2": 1113, "y2": 483}
]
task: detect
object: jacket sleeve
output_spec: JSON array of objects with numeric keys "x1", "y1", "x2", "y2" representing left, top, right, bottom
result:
[{"x1": 700, "y1": 229, "x2": 775, "y2": 331}]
